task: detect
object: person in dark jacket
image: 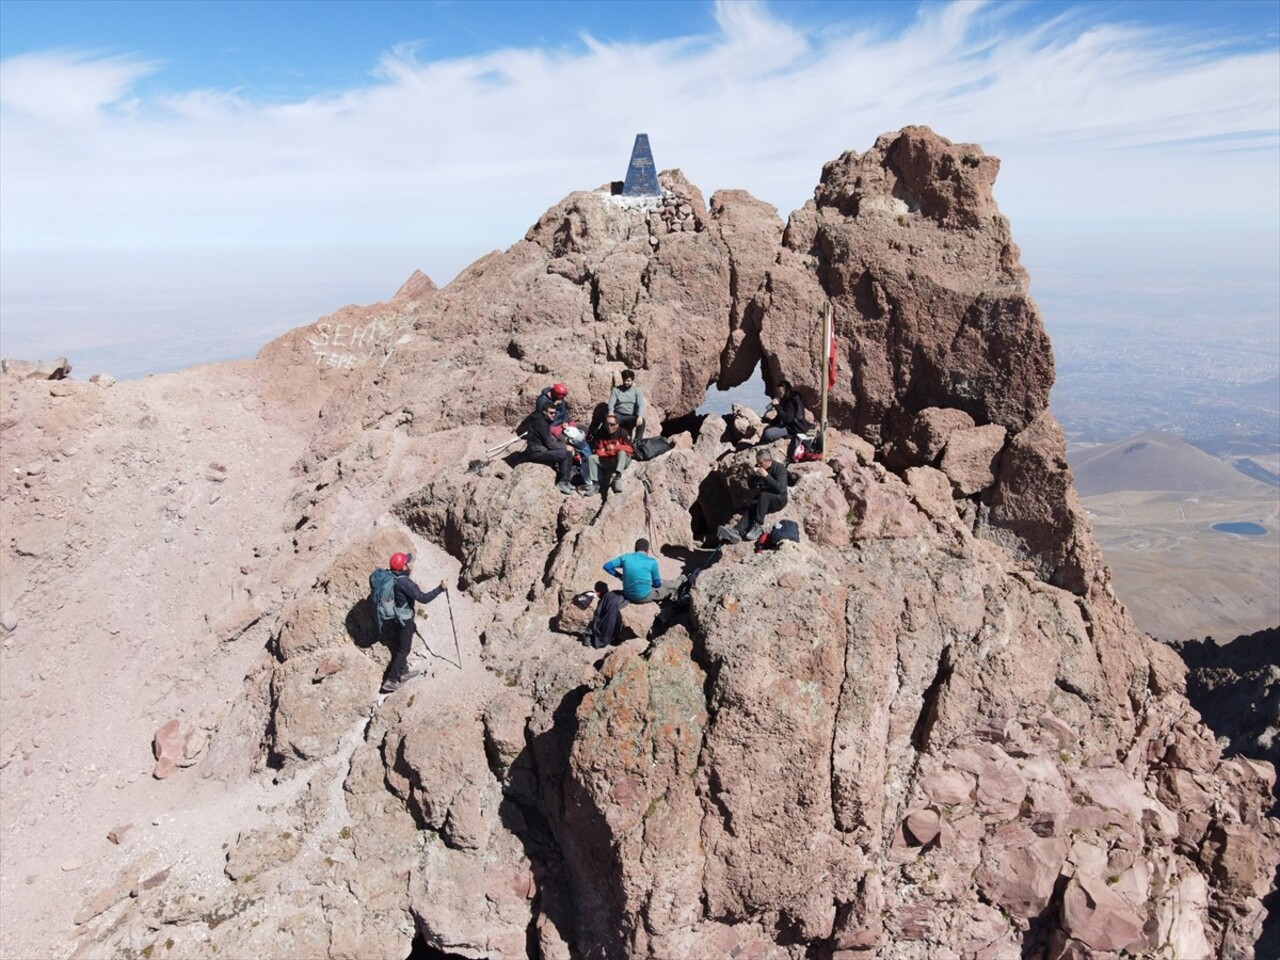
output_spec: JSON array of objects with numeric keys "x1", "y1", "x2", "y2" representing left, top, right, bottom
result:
[
  {"x1": 761, "y1": 380, "x2": 814, "y2": 443},
  {"x1": 535, "y1": 382, "x2": 591, "y2": 479},
  {"x1": 525, "y1": 403, "x2": 576, "y2": 494},
  {"x1": 382, "y1": 552, "x2": 447, "y2": 694},
  {"x1": 717, "y1": 448, "x2": 789, "y2": 543},
  {"x1": 582, "y1": 581, "x2": 623, "y2": 649}
]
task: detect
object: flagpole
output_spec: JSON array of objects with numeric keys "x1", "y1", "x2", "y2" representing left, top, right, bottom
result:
[{"x1": 819, "y1": 301, "x2": 831, "y2": 460}]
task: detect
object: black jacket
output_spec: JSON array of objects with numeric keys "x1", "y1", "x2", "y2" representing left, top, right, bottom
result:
[
  {"x1": 525, "y1": 413, "x2": 564, "y2": 453},
  {"x1": 776, "y1": 392, "x2": 814, "y2": 435},
  {"x1": 588, "y1": 590, "x2": 624, "y2": 648},
  {"x1": 393, "y1": 574, "x2": 444, "y2": 619},
  {"x1": 753, "y1": 460, "x2": 789, "y2": 505}
]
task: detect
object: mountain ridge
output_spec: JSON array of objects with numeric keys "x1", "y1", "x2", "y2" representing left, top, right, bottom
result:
[{"x1": 1, "y1": 126, "x2": 1275, "y2": 960}]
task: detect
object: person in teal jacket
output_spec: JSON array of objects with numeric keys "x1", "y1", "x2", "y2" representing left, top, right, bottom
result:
[{"x1": 603, "y1": 538, "x2": 677, "y2": 604}]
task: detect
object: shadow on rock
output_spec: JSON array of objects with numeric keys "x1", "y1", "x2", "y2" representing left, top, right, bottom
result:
[{"x1": 1170, "y1": 627, "x2": 1279, "y2": 772}]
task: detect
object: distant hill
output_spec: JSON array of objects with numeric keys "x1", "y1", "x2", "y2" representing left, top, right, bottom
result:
[
  {"x1": 1235, "y1": 374, "x2": 1280, "y2": 411},
  {"x1": 1068, "y1": 430, "x2": 1272, "y2": 497}
]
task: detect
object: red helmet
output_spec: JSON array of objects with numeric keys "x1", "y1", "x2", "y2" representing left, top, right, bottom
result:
[
  {"x1": 551, "y1": 383, "x2": 567, "y2": 398},
  {"x1": 389, "y1": 552, "x2": 410, "y2": 571}
]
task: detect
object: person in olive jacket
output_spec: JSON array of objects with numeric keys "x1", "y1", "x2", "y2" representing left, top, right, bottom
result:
[{"x1": 717, "y1": 448, "x2": 788, "y2": 543}]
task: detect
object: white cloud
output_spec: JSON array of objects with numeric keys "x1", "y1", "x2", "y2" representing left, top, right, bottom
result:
[
  {"x1": 0, "y1": 2, "x2": 1276, "y2": 255},
  {"x1": 0, "y1": 49, "x2": 157, "y2": 124}
]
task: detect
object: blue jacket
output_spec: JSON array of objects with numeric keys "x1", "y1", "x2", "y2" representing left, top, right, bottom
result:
[{"x1": 603, "y1": 551, "x2": 661, "y2": 602}]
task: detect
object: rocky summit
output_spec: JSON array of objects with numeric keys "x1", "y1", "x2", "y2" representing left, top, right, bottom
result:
[{"x1": 1, "y1": 127, "x2": 1275, "y2": 960}]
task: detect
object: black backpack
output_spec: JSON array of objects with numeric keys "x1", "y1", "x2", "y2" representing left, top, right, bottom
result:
[
  {"x1": 632, "y1": 436, "x2": 673, "y2": 461},
  {"x1": 755, "y1": 519, "x2": 801, "y2": 551}
]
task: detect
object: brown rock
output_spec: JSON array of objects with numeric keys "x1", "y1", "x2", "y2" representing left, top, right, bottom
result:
[
  {"x1": 975, "y1": 836, "x2": 1068, "y2": 916},
  {"x1": 225, "y1": 827, "x2": 302, "y2": 881},
  {"x1": 903, "y1": 808, "x2": 942, "y2": 846},
  {"x1": 908, "y1": 406, "x2": 976, "y2": 464},
  {"x1": 939, "y1": 423, "x2": 1007, "y2": 495},
  {"x1": 1061, "y1": 873, "x2": 1146, "y2": 952},
  {"x1": 152, "y1": 719, "x2": 185, "y2": 779},
  {"x1": 2, "y1": 357, "x2": 71, "y2": 380},
  {"x1": 391, "y1": 269, "x2": 437, "y2": 302}
]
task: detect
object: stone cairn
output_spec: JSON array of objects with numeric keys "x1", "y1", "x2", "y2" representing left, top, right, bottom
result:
[{"x1": 653, "y1": 187, "x2": 702, "y2": 234}]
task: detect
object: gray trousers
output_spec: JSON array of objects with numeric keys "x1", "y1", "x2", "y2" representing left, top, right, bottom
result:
[{"x1": 587, "y1": 451, "x2": 630, "y2": 486}]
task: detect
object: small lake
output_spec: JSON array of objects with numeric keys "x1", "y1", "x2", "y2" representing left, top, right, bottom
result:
[{"x1": 1211, "y1": 522, "x2": 1269, "y2": 537}]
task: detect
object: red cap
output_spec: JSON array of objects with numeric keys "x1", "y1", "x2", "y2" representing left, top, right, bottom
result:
[
  {"x1": 390, "y1": 552, "x2": 410, "y2": 571},
  {"x1": 551, "y1": 383, "x2": 567, "y2": 398}
]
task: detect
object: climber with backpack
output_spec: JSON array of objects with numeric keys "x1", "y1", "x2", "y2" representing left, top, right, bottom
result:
[{"x1": 370, "y1": 552, "x2": 447, "y2": 694}]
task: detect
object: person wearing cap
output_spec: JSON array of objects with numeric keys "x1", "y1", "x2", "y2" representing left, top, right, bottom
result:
[
  {"x1": 536, "y1": 382, "x2": 571, "y2": 427},
  {"x1": 717, "y1": 448, "x2": 789, "y2": 544},
  {"x1": 607, "y1": 369, "x2": 646, "y2": 441},
  {"x1": 536, "y1": 382, "x2": 591, "y2": 479},
  {"x1": 382, "y1": 552, "x2": 448, "y2": 694}
]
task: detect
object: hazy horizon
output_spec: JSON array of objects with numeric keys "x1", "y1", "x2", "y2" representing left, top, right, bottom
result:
[
  {"x1": 2, "y1": 0, "x2": 1276, "y2": 449},
  {"x1": 3, "y1": 225, "x2": 1276, "y2": 453}
]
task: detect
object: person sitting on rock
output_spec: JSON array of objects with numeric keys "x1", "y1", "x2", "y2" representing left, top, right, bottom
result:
[
  {"x1": 525, "y1": 402, "x2": 576, "y2": 495},
  {"x1": 761, "y1": 379, "x2": 814, "y2": 444},
  {"x1": 718, "y1": 448, "x2": 789, "y2": 543},
  {"x1": 536, "y1": 382, "x2": 591, "y2": 479},
  {"x1": 581, "y1": 413, "x2": 634, "y2": 496},
  {"x1": 582, "y1": 580, "x2": 623, "y2": 649},
  {"x1": 536, "y1": 382, "x2": 571, "y2": 426},
  {"x1": 603, "y1": 538, "x2": 678, "y2": 604},
  {"x1": 607, "y1": 369, "x2": 646, "y2": 441},
  {"x1": 381, "y1": 552, "x2": 448, "y2": 694}
]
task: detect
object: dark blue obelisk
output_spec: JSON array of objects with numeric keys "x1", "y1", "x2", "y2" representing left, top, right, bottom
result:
[{"x1": 621, "y1": 134, "x2": 660, "y2": 197}]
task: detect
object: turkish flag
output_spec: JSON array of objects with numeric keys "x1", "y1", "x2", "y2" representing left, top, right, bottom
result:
[{"x1": 826, "y1": 308, "x2": 837, "y2": 390}]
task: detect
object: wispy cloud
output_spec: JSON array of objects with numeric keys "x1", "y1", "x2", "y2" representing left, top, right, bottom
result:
[
  {"x1": 1, "y1": 0, "x2": 1276, "y2": 259},
  {"x1": 0, "y1": 49, "x2": 158, "y2": 124}
]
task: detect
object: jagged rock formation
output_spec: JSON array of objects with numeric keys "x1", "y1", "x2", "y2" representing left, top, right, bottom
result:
[
  {"x1": 4, "y1": 127, "x2": 1276, "y2": 960},
  {"x1": 1173, "y1": 628, "x2": 1280, "y2": 770}
]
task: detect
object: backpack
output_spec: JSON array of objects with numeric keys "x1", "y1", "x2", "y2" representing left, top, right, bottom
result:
[
  {"x1": 632, "y1": 436, "x2": 673, "y2": 461},
  {"x1": 790, "y1": 433, "x2": 823, "y2": 463},
  {"x1": 755, "y1": 519, "x2": 801, "y2": 552},
  {"x1": 369, "y1": 569, "x2": 408, "y2": 625}
]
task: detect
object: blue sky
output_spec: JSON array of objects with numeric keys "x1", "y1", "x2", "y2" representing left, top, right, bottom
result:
[{"x1": 1, "y1": 0, "x2": 1277, "y2": 377}]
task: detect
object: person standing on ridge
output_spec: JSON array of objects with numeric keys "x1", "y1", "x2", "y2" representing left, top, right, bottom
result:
[
  {"x1": 603, "y1": 538, "x2": 678, "y2": 603},
  {"x1": 718, "y1": 448, "x2": 789, "y2": 543},
  {"x1": 607, "y1": 369, "x2": 646, "y2": 441},
  {"x1": 382, "y1": 552, "x2": 447, "y2": 694}
]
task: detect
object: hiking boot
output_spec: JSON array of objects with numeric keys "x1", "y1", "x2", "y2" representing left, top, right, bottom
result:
[
  {"x1": 580, "y1": 483, "x2": 600, "y2": 497},
  {"x1": 379, "y1": 678, "x2": 402, "y2": 695},
  {"x1": 556, "y1": 481, "x2": 574, "y2": 495},
  {"x1": 717, "y1": 524, "x2": 742, "y2": 544},
  {"x1": 745, "y1": 524, "x2": 764, "y2": 541},
  {"x1": 611, "y1": 472, "x2": 624, "y2": 493}
]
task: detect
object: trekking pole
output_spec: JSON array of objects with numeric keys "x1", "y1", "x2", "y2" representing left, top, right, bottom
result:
[
  {"x1": 640, "y1": 475, "x2": 658, "y2": 550},
  {"x1": 486, "y1": 434, "x2": 526, "y2": 458},
  {"x1": 412, "y1": 620, "x2": 459, "y2": 670},
  {"x1": 444, "y1": 589, "x2": 463, "y2": 669}
]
